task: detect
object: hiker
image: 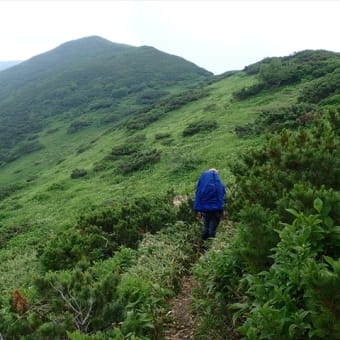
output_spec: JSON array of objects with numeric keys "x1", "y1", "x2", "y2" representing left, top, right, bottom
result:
[{"x1": 194, "y1": 168, "x2": 226, "y2": 240}]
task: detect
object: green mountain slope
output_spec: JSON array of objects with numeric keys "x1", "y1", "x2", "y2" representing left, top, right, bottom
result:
[
  {"x1": 0, "y1": 47, "x2": 339, "y2": 339},
  {"x1": 0, "y1": 36, "x2": 212, "y2": 164}
]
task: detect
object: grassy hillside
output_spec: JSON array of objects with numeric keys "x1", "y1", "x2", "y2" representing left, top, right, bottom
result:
[
  {"x1": 0, "y1": 36, "x2": 212, "y2": 164},
  {"x1": 0, "y1": 72, "x2": 253, "y2": 290},
  {"x1": 0, "y1": 48, "x2": 339, "y2": 339}
]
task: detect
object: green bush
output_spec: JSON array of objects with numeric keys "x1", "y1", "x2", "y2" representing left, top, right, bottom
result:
[
  {"x1": 193, "y1": 109, "x2": 340, "y2": 339},
  {"x1": 71, "y1": 168, "x2": 88, "y2": 179},
  {"x1": 116, "y1": 148, "x2": 161, "y2": 174},
  {"x1": 298, "y1": 69, "x2": 340, "y2": 104},
  {"x1": 182, "y1": 120, "x2": 217, "y2": 137},
  {"x1": 111, "y1": 143, "x2": 140, "y2": 157},
  {"x1": 236, "y1": 203, "x2": 340, "y2": 339},
  {"x1": 67, "y1": 120, "x2": 92, "y2": 134},
  {"x1": 1, "y1": 199, "x2": 201, "y2": 339},
  {"x1": 232, "y1": 82, "x2": 266, "y2": 100},
  {"x1": 0, "y1": 183, "x2": 22, "y2": 201},
  {"x1": 154, "y1": 132, "x2": 171, "y2": 140},
  {"x1": 39, "y1": 225, "x2": 118, "y2": 271},
  {"x1": 39, "y1": 194, "x2": 181, "y2": 271},
  {"x1": 235, "y1": 103, "x2": 319, "y2": 137},
  {"x1": 0, "y1": 250, "x2": 134, "y2": 339}
]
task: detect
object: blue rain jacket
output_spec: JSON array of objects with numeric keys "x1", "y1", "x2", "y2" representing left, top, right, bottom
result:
[{"x1": 194, "y1": 170, "x2": 226, "y2": 212}]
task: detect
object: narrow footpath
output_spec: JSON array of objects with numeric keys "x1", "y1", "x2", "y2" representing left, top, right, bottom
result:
[{"x1": 164, "y1": 275, "x2": 196, "y2": 340}]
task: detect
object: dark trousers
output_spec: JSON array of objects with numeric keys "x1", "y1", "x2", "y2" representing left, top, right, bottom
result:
[{"x1": 202, "y1": 211, "x2": 221, "y2": 240}]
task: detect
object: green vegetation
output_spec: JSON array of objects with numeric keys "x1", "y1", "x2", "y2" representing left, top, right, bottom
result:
[
  {"x1": 193, "y1": 110, "x2": 340, "y2": 339},
  {"x1": 0, "y1": 45, "x2": 339, "y2": 339},
  {"x1": 0, "y1": 36, "x2": 211, "y2": 164}
]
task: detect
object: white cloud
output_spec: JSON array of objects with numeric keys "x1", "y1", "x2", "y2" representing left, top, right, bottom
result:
[{"x1": 0, "y1": 0, "x2": 339, "y2": 74}]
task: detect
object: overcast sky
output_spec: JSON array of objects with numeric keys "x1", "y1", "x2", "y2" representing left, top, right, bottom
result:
[{"x1": 1, "y1": 0, "x2": 340, "y2": 74}]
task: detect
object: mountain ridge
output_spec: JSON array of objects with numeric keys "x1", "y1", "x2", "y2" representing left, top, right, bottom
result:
[{"x1": 0, "y1": 36, "x2": 212, "y2": 164}]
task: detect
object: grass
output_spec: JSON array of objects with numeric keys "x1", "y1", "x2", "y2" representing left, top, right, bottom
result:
[{"x1": 0, "y1": 70, "x2": 304, "y2": 293}]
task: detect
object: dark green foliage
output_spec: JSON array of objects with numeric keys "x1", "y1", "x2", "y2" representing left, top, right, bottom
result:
[
  {"x1": 157, "y1": 89, "x2": 209, "y2": 113},
  {"x1": 39, "y1": 225, "x2": 117, "y2": 271},
  {"x1": 298, "y1": 68, "x2": 340, "y2": 103},
  {"x1": 235, "y1": 205, "x2": 280, "y2": 271},
  {"x1": 258, "y1": 58, "x2": 301, "y2": 87},
  {"x1": 39, "y1": 195, "x2": 179, "y2": 271},
  {"x1": 116, "y1": 148, "x2": 161, "y2": 174},
  {"x1": 230, "y1": 110, "x2": 339, "y2": 218},
  {"x1": 67, "y1": 120, "x2": 92, "y2": 134},
  {"x1": 76, "y1": 144, "x2": 92, "y2": 154},
  {"x1": 305, "y1": 256, "x2": 340, "y2": 338},
  {"x1": 0, "y1": 183, "x2": 22, "y2": 201},
  {"x1": 237, "y1": 50, "x2": 340, "y2": 101},
  {"x1": 235, "y1": 103, "x2": 319, "y2": 137},
  {"x1": 111, "y1": 143, "x2": 140, "y2": 157},
  {"x1": 136, "y1": 89, "x2": 169, "y2": 105},
  {"x1": 126, "y1": 111, "x2": 161, "y2": 131},
  {"x1": 237, "y1": 205, "x2": 340, "y2": 339},
  {"x1": 70, "y1": 168, "x2": 88, "y2": 179},
  {"x1": 244, "y1": 50, "x2": 340, "y2": 79},
  {"x1": 1, "y1": 198, "x2": 201, "y2": 339},
  {"x1": 194, "y1": 110, "x2": 340, "y2": 338},
  {"x1": 182, "y1": 120, "x2": 217, "y2": 137},
  {"x1": 1, "y1": 250, "x2": 134, "y2": 339},
  {"x1": 3, "y1": 141, "x2": 45, "y2": 163},
  {"x1": 0, "y1": 223, "x2": 30, "y2": 248},
  {"x1": 154, "y1": 132, "x2": 171, "y2": 140},
  {"x1": 232, "y1": 82, "x2": 266, "y2": 100}
]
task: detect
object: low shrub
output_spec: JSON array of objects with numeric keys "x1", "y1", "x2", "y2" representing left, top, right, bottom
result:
[
  {"x1": 235, "y1": 103, "x2": 319, "y2": 137},
  {"x1": 298, "y1": 69, "x2": 340, "y2": 103},
  {"x1": 70, "y1": 168, "x2": 88, "y2": 179},
  {"x1": 182, "y1": 120, "x2": 217, "y2": 137},
  {"x1": 0, "y1": 183, "x2": 22, "y2": 201},
  {"x1": 67, "y1": 120, "x2": 91, "y2": 134},
  {"x1": 232, "y1": 82, "x2": 266, "y2": 100},
  {"x1": 0, "y1": 249, "x2": 135, "y2": 339},
  {"x1": 116, "y1": 148, "x2": 161, "y2": 174},
  {"x1": 39, "y1": 194, "x2": 180, "y2": 271}
]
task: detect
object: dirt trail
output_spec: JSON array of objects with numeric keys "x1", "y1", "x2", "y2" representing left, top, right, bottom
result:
[{"x1": 164, "y1": 275, "x2": 196, "y2": 339}]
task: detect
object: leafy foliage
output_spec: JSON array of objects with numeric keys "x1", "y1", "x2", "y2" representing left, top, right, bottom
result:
[
  {"x1": 39, "y1": 195, "x2": 180, "y2": 271},
  {"x1": 0, "y1": 184, "x2": 22, "y2": 201},
  {"x1": 116, "y1": 148, "x2": 161, "y2": 174},
  {"x1": 193, "y1": 110, "x2": 340, "y2": 338},
  {"x1": 1, "y1": 48, "x2": 340, "y2": 339},
  {"x1": 70, "y1": 168, "x2": 88, "y2": 179},
  {"x1": 0, "y1": 197, "x2": 201, "y2": 339},
  {"x1": 235, "y1": 103, "x2": 320, "y2": 137},
  {"x1": 235, "y1": 50, "x2": 340, "y2": 101},
  {"x1": 298, "y1": 68, "x2": 340, "y2": 103},
  {"x1": 182, "y1": 120, "x2": 217, "y2": 137}
]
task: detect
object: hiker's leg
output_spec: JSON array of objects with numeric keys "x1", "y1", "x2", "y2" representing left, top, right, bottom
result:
[
  {"x1": 202, "y1": 213, "x2": 210, "y2": 240},
  {"x1": 207, "y1": 212, "x2": 220, "y2": 238}
]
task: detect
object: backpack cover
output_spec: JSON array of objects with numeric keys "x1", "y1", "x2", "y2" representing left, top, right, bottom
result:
[{"x1": 194, "y1": 170, "x2": 226, "y2": 212}]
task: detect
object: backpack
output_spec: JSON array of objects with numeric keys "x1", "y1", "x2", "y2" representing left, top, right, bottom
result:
[{"x1": 194, "y1": 170, "x2": 226, "y2": 212}]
